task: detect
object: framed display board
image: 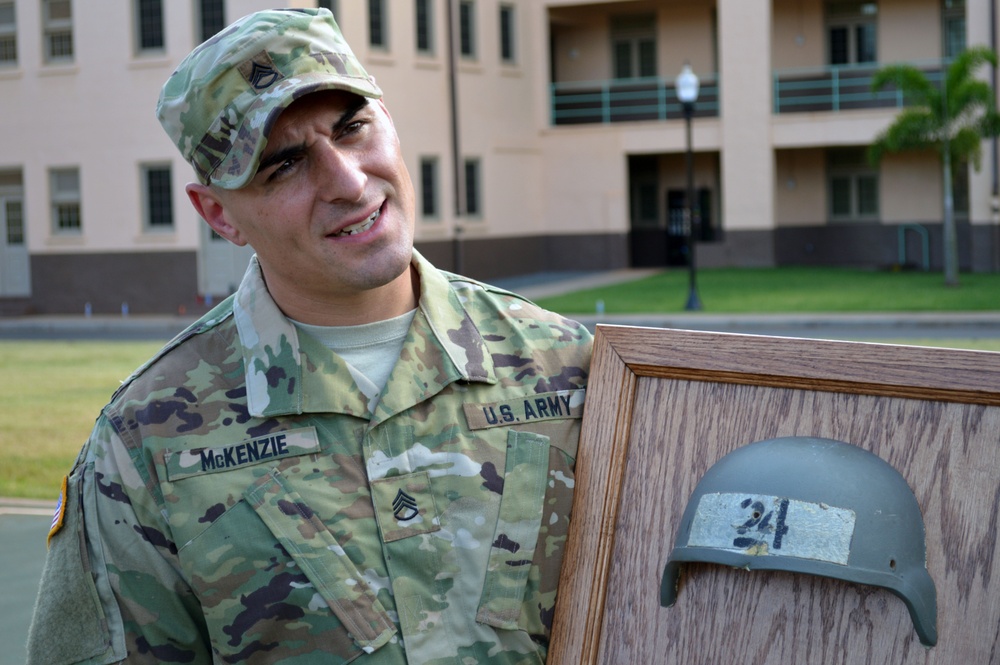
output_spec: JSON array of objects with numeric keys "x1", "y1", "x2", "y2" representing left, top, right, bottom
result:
[{"x1": 549, "y1": 325, "x2": 1000, "y2": 664}]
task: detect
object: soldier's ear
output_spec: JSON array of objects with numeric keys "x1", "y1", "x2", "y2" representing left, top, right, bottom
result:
[
  {"x1": 377, "y1": 99, "x2": 395, "y2": 127},
  {"x1": 186, "y1": 183, "x2": 248, "y2": 247}
]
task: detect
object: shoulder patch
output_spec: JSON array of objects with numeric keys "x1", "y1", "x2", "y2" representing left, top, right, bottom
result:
[
  {"x1": 464, "y1": 389, "x2": 586, "y2": 430},
  {"x1": 47, "y1": 475, "x2": 68, "y2": 546}
]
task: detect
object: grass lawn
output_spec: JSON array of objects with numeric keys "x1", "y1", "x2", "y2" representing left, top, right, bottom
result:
[
  {"x1": 4, "y1": 334, "x2": 1000, "y2": 500},
  {"x1": 856, "y1": 338, "x2": 1000, "y2": 351},
  {"x1": 534, "y1": 267, "x2": 1000, "y2": 314},
  {"x1": 0, "y1": 341, "x2": 162, "y2": 500},
  {"x1": 3, "y1": 265, "x2": 1000, "y2": 500}
]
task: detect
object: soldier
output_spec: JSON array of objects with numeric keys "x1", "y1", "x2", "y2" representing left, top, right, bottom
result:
[{"x1": 26, "y1": 8, "x2": 591, "y2": 665}]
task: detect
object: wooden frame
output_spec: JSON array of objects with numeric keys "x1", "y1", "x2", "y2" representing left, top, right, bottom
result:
[{"x1": 549, "y1": 325, "x2": 1000, "y2": 664}]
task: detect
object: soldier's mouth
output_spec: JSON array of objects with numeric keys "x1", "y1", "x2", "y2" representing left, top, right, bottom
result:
[{"x1": 332, "y1": 207, "x2": 380, "y2": 237}]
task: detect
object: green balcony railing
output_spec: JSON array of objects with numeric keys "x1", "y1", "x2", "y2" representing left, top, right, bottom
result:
[
  {"x1": 550, "y1": 60, "x2": 949, "y2": 124},
  {"x1": 773, "y1": 60, "x2": 947, "y2": 114},
  {"x1": 550, "y1": 74, "x2": 720, "y2": 126}
]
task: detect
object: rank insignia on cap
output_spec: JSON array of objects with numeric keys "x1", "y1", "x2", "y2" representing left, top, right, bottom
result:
[
  {"x1": 47, "y1": 475, "x2": 68, "y2": 546},
  {"x1": 238, "y1": 51, "x2": 284, "y2": 91}
]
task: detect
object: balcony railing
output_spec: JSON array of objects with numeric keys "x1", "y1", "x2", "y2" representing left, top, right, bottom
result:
[
  {"x1": 550, "y1": 60, "x2": 948, "y2": 124},
  {"x1": 551, "y1": 74, "x2": 720, "y2": 126},
  {"x1": 773, "y1": 60, "x2": 947, "y2": 114}
]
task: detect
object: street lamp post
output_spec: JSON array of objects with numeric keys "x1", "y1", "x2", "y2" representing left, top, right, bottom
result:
[{"x1": 677, "y1": 63, "x2": 702, "y2": 311}]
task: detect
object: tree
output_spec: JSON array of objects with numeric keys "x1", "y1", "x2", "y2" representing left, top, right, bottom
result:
[{"x1": 869, "y1": 46, "x2": 1000, "y2": 286}]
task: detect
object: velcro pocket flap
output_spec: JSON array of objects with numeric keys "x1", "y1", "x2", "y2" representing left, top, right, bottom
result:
[
  {"x1": 244, "y1": 468, "x2": 396, "y2": 652},
  {"x1": 476, "y1": 430, "x2": 550, "y2": 629}
]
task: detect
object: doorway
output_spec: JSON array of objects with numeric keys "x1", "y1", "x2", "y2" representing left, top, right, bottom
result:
[{"x1": 0, "y1": 172, "x2": 30, "y2": 297}]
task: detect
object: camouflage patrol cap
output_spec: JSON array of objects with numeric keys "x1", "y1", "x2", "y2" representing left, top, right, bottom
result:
[{"x1": 156, "y1": 8, "x2": 382, "y2": 189}]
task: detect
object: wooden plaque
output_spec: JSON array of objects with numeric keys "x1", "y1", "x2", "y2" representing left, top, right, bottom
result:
[{"x1": 549, "y1": 325, "x2": 1000, "y2": 664}]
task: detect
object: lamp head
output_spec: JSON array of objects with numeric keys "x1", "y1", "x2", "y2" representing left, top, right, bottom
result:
[{"x1": 676, "y1": 63, "x2": 700, "y2": 104}]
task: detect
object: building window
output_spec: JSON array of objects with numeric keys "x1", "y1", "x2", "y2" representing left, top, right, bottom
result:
[
  {"x1": 942, "y1": 0, "x2": 965, "y2": 58},
  {"x1": 143, "y1": 165, "x2": 173, "y2": 230},
  {"x1": 827, "y1": 1, "x2": 877, "y2": 66},
  {"x1": 42, "y1": 0, "x2": 73, "y2": 62},
  {"x1": 415, "y1": 0, "x2": 433, "y2": 54},
  {"x1": 5, "y1": 198, "x2": 23, "y2": 245},
  {"x1": 198, "y1": 0, "x2": 225, "y2": 42},
  {"x1": 611, "y1": 15, "x2": 657, "y2": 79},
  {"x1": 317, "y1": 0, "x2": 338, "y2": 22},
  {"x1": 135, "y1": 0, "x2": 165, "y2": 52},
  {"x1": 499, "y1": 4, "x2": 515, "y2": 64},
  {"x1": 0, "y1": 170, "x2": 24, "y2": 247},
  {"x1": 369, "y1": 0, "x2": 387, "y2": 49},
  {"x1": 632, "y1": 182, "x2": 659, "y2": 227},
  {"x1": 0, "y1": 2, "x2": 16, "y2": 64},
  {"x1": 50, "y1": 168, "x2": 81, "y2": 233},
  {"x1": 419, "y1": 157, "x2": 439, "y2": 219},
  {"x1": 464, "y1": 158, "x2": 481, "y2": 217},
  {"x1": 952, "y1": 157, "x2": 969, "y2": 217},
  {"x1": 828, "y1": 149, "x2": 878, "y2": 221},
  {"x1": 459, "y1": 0, "x2": 475, "y2": 58}
]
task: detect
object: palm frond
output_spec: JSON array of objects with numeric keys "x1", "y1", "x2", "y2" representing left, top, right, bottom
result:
[
  {"x1": 978, "y1": 110, "x2": 1000, "y2": 139},
  {"x1": 945, "y1": 46, "x2": 999, "y2": 95},
  {"x1": 869, "y1": 108, "x2": 939, "y2": 164},
  {"x1": 948, "y1": 79, "x2": 995, "y2": 118},
  {"x1": 870, "y1": 64, "x2": 937, "y2": 107},
  {"x1": 950, "y1": 126, "x2": 985, "y2": 169},
  {"x1": 871, "y1": 47, "x2": 1000, "y2": 165}
]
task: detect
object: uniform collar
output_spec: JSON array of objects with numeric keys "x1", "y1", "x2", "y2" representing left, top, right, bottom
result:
[{"x1": 233, "y1": 251, "x2": 497, "y2": 419}]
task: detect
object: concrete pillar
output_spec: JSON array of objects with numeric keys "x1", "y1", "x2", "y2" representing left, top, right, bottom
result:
[
  {"x1": 717, "y1": 0, "x2": 775, "y2": 265},
  {"x1": 964, "y1": 0, "x2": 1000, "y2": 270}
]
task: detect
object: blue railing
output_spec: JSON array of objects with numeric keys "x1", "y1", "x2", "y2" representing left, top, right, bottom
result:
[
  {"x1": 773, "y1": 60, "x2": 947, "y2": 114},
  {"x1": 550, "y1": 60, "x2": 949, "y2": 124},
  {"x1": 550, "y1": 74, "x2": 720, "y2": 125}
]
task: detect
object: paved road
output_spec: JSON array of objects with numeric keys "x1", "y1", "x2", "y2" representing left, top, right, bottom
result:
[
  {"x1": 1, "y1": 309, "x2": 998, "y2": 344},
  {"x1": 0, "y1": 502, "x2": 51, "y2": 665},
  {"x1": 573, "y1": 311, "x2": 1000, "y2": 342},
  {"x1": 1, "y1": 268, "x2": 998, "y2": 342}
]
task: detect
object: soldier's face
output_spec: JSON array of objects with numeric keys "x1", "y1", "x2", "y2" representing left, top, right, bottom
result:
[{"x1": 205, "y1": 90, "x2": 416, "y2": 315}]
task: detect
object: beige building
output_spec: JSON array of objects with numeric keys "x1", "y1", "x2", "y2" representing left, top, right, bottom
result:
[{"x1": 0, "y1": 0, "x2": 997, "y2": 314}]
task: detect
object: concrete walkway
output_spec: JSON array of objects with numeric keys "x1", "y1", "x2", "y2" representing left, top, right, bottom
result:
[{"x1": 2, "y1": 268, "x2": 998, "y2": 341}]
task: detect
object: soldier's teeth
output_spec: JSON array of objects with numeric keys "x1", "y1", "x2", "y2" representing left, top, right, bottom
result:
[{"x1": 334, "y1": 209, "x2": 379, "y2": 237}]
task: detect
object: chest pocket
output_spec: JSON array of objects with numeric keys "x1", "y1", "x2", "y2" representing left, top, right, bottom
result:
[
  {"x1": 244, "y1": 468, "x2": 397, "y2": 652},
  {"x1": 371, "y1": 470, "x2": 442, "y2": 542},
  {"x1": 476, "y1": 430, "x2": 550, "y2": 629}
]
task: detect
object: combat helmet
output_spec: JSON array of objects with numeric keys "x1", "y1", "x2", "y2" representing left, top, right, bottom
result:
[{"x1": 660, "y1": 436, "x2": 937, "y2": 646}]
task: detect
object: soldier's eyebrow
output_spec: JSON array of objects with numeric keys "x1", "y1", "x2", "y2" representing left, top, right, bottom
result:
[
  {"x1": 256, "y1": 97, "x2": 370, "y2": 175},
  {"x1": 331, "y1": 96, "x2": 369, "y2": 135},
  {"x1": 257, "y1": 143, "x2": 305, "y2": 176}
]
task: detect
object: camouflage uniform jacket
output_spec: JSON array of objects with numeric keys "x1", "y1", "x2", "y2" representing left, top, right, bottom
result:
[{"x1": 28, "y1": 251, "x2": 592, "y2": 665}]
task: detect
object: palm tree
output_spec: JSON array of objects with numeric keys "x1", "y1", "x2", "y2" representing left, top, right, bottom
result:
[{"x1": 869, "y1": 46, "x2": 1000, "y2": 286}]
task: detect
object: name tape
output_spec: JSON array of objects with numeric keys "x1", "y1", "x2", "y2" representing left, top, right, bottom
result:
[
  {"x1": 463, "y1": 389, "x2": 585, "y2": 431},
  {"x1": 165, "y1": 427, "x2": 321, "y2": 481}
]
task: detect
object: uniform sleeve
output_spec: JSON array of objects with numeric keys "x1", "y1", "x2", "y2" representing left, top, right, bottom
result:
[{"x1": 26, "y1": 414, "x2": 211, "y2": 665}]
